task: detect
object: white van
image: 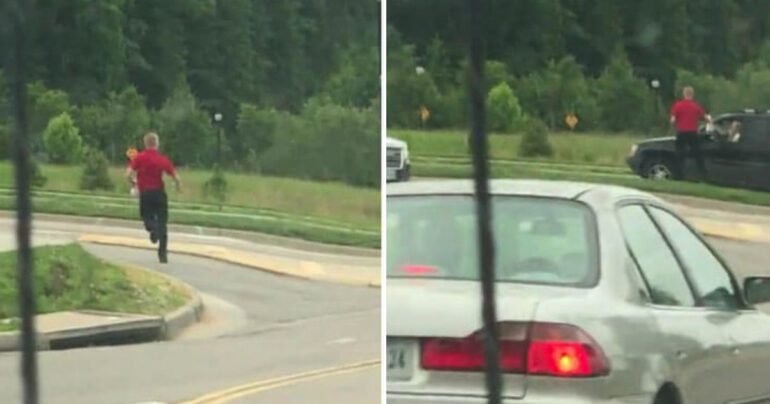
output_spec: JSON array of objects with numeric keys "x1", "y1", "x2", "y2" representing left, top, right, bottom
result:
[{"x1": 386, "y1": 137, "x2": 410, "y2": 182}]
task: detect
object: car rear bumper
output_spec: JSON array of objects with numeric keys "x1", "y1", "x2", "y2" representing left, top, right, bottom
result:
[
  {"x1": 387, "y1": 392, "x2": 653, "y2": 404},
  {"x1": 626, "y1": 155, "x2": 642, "y2": 176}
]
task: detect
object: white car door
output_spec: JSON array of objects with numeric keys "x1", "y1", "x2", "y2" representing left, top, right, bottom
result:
[
  {"x1": 648, "y1": 206, "x2": 770, "y2": 402},
  {"x1": 618, "y1": 204, "x2": 735, "y2": 404}
]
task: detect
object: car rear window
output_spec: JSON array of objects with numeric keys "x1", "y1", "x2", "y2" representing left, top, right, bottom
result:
[{"x1": 387, "y1": 195, "x2": 599, "y2": 287}]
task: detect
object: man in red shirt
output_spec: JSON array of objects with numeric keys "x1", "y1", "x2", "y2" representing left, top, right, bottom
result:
[
  {"x1": 125, "y1": 132, "x2": 182, "y2": 263},
  {"x1": 670, "y1": 86, "x2": 711, "y2": 180}
]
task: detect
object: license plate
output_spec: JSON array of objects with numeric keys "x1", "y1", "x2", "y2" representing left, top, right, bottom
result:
[
  {"x1": 387, "y1": 339, "x2": 415, "y2": 381},
  {"x1": 387, "y1": 168, "x2": 397, "y2": 181}
]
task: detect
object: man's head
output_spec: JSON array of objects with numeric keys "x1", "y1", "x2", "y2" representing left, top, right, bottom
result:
[
  {"x1": 143, "y1": 132, "x2": 159, "y2": 149},
  {"x1": 682, "y1": 86, "x2": 695, "y2": 100}
]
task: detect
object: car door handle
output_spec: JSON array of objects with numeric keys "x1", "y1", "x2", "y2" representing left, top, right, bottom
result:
[
  {"x1": 731, "y1": 347, "x2": 740, "y2": 356},
  {"x1": 675, "y1": 350, "x2": 687, "y2": 360}
]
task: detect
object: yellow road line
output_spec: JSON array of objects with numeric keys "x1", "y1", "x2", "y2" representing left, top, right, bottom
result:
[{"x1": 180, "y1": 359, "x2": 379, "y2": 404}]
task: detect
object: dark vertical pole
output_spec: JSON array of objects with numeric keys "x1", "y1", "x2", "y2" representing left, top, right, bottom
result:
[
  {"x1": 6, "y1": 0, "x2": 40, "y2": 403},
  {"x1": 465, "y1": 1, "x2": 502, "y2": 403},
  {"x1": 217, "y1": 127, "x2": 221, "y2": 167}
]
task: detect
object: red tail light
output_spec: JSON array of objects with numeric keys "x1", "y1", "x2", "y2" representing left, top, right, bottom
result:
[{"x1": 420, "y1": 322, "x2": 609, "y2": 377}]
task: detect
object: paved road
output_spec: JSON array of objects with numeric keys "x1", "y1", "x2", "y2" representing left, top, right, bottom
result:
[{"x1": 0, "y1": 220, "x2": 380, "y2": 404}]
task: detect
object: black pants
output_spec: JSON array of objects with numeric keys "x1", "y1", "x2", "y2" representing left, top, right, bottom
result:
[
  {"x1": 139, "y1": 189, "x2": 168, "y2": 259},
  {"x1": 675, "y1": 132, "x2": 706, "y2": 180}
]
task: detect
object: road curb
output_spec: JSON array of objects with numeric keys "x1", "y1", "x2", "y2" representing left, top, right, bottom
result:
[
  {"x1": 0, "y1": 264, "x2": 204, "y2": 352},
  {"x1": 80, "y1": 234, "x2": 381, "y2": 289},
  {"x1": 0, "y1": 211, "x2": 379, "y2": 257}
]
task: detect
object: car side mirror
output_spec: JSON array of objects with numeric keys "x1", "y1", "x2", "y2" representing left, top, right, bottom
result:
[{"x1": 744, "y1": 277, "x2": 770, "y2": 305}]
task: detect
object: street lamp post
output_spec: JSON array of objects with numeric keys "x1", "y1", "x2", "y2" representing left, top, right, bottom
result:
[
  {"x1": 214, "y1": 113, "x2": 223, "y2": 167},
  {"x1": 650, "y1": 79, "x2": 661, "y2": 129}
]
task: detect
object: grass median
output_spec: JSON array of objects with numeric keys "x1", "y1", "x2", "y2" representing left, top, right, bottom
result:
[
  {"x1": 414, "y1": 161, "x2": 770, "y2": 207},
  {"x1": 0, "y1": 162, "x2": 380, "y2": 248},
  {"x1": 392, "y1": 129, "x2": 643, "y2": 167},
  {"x1": 0, "y1": 244, "x2": 187, "y2": 331}
]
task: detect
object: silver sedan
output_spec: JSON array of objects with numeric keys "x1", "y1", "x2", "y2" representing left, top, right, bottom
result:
[{"x1": 387, "y1": 179, "x2": 770, "y2": 404}]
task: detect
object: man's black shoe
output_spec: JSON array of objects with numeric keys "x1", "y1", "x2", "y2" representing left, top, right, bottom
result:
[
  {"x1": 150, "y1": 230, "x2": 159, "y2": 244},
  {"x1": 159, "y1": 254, "x2": 168, "y2": 264}
]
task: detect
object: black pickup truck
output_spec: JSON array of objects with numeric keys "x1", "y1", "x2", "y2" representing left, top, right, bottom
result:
[{"x1": 627, "y1": 110, "x2": 770, "y2": 191}]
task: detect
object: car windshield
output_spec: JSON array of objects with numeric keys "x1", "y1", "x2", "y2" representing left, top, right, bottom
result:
[{"x1": 387, "y1": 195, "x2": 599, "y2": 286}]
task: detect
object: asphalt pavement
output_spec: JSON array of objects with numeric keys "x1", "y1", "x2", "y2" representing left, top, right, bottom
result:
[{"x1": 0, "y1": 219, "x2": 380, "y2": 404}]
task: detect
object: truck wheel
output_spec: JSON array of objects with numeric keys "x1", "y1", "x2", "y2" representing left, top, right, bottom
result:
[{"x1": 643, "y1": 157, "x2": 675, "y2": 180}]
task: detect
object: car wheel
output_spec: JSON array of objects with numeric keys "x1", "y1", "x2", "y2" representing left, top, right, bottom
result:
[{"x1": 643, "y1": 158, "x2": 674, "y2": 180}]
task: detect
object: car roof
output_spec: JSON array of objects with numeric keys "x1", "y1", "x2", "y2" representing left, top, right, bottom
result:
[{"x1": 388, "y1": 179, "x2": 658, "y2": 203}]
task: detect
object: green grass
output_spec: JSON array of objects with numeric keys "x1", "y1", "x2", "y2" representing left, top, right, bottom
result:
[
  {"x1": 392, "y1": 129, "x2": 644, "y2": 167},
  {"x1": 414, "y1": 161, "x2": 770, "y2": 207},
  {"x1": 0, "y1": 162, "x2": 380, "y2": 229},
  {"x1": 0, "y1": 162, "x2": 380, "y2": 248},
  {"x1": 0, "y1": 244, "x2": 187, "y2": 329}
]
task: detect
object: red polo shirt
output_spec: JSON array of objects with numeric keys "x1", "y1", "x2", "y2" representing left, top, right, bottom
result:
[
  {"x1": 129, "y1": 148, "x2": 175, "y2": 192},
  {"x1": 670, "y1": 99, "x2": 706, "y2": 133}
]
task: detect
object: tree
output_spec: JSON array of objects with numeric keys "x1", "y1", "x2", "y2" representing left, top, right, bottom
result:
[
  {"x1": 80, "y1": 148, "x2": 114, "y2": 191},
  {"x1": 517, "y1": 56, "x2": 599, "y2": 130},
  {"x1": 28, "y1": 82, "x2": 71, "y2": 154},
  {"x1": 387, "y1": 43, "x2": 441, "y2": 128},
  {"x1": 235, "y1": 104, "x2": 280, "y2": 162},
  {"x1": 486, "y1": 82, "x2": 526, "y2": 133},
  {"x1": 155, "y1": 82, "x2": 217, "y2": 167},
  {"x1": 325, "y1": 46, "x2": 379, "y2": 108},
  {"x1": 43, "y1": 112, "x2": 83, "y2": 164},
  {"x1": 519, "y1": 119, "x2": 554, "y2": 158},
  {"x1": 75, "y1": 86, "x2": 150, "y2": 161},
  {"x1": 595, "y1": 50, "x2": 656, "y2": 132}
]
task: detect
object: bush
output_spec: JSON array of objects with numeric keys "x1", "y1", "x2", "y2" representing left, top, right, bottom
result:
[
  {"x1": 261, "y1": 98, "x2": 379, "y2": 187},
  {"x1": 517, "y1": 56, "x2": 600, "y2": 131},
  {"x1": 486, "y1": 82, "x2": 526, "y2": 133},
  {"x1": 155, "y1": 82, "x2": 217, "y2": 167},
  {"x1": 28, "y1": 82, "x2": 72, "y2": 153},
  {"x1": 387, "y1": 44, "x2": 441, "y2": 128},
  {"x1": 519, "y1": 119, "x2": 554, "y2": 158},
  {"x1": 79, "y1": 148, "x2": 114, "y2": 191},
  {"x1": 235, "y1": 104, "x2": 281, "y2": 162},
  {"x1": 30, "y1": 158, "x2": 48, "y2": 188},
  {"x1": 43, "y1": 112, "x2": 83, "y2": 164},
  {"x1": 595, "y1": 51, "x2": 656, "y2": 132},
  {"x1": 202, "y1": 164, "x2": 228, "y2": 210},
  {"x1": 75, "y1": 86, "x2": 151, "y2": 162}
]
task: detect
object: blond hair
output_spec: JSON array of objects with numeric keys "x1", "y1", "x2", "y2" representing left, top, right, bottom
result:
[{"x1": 144, "y1": 132, "x2": 159, "y2": 148}]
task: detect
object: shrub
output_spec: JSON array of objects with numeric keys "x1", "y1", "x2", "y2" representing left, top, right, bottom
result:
[
  {"x1": 28, "y1": 82, "x2": 71, "y2": 153},
  {"x1": 202, "y1": 164, "x2": 228, "y2": 210},
  {"x1": 155, "y1": 82, "x2": 217, "y2": 167},
  {"x1": 235, "y1": 104, "x2": 280, "y2": 162},
  {"x1": 486, "y1": 82, "x2": 526, "y2": 133},
  {"x1": 30, "y1": 158, "x2": 48, "y2": 188},
  {"x1": 595, "y1": 51, "x2": 656, "y2": 132},
  {"x1": 75, "y1": 86, "x2": 150, "y2": 162},
  {"x1": 261, "y1": 98, "x2": 379, "y2": 187},
  {"x1": 387, "y1": 44, "x2": 441, "y2": 128},
  {"x1": 519, "y1": 119, "x2": 554, "y2": 158},
  {"x1": 517, "y1": 56, "x2": 600, "y2": 131},
  {"x1": 43, "y1": 112, "x2": 83, "y2": 164},
  {"x1": 79, "y1": 148, "x2": 114, "y2": 191}
]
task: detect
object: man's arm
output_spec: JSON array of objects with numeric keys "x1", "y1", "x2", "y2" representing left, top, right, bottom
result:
[
  {"x1": 164, "y1": 159, "x2": 182, "y2": 191},
  {"x1": 125, "y1": 166, "x2": 137, "y2": 187}
]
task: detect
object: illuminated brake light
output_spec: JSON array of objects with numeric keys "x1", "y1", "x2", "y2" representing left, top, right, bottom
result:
[
  {"x1": 401, "y1": 265, "x2": 438, "y2": 274},
  {"x1": 420, "y1": 322, "x2": 609, "y2": 377}
]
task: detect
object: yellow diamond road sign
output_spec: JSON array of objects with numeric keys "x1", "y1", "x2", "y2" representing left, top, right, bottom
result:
[
  {"x1": 419, "y1": 106, "x2": 430, "y2": 123},
  {"x1": 565, "y1": 113, "x2": 578, "y2": 130}
]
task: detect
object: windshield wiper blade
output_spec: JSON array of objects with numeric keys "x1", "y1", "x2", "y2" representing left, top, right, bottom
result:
[{"x1": 466, "y1": 1, "x2": 502, "y2": 403}]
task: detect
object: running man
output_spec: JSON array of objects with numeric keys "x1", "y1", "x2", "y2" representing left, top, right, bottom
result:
[
  {"x1": 670, "y1": 86, "x2": 711, "y2": 180},
  {"x1": 125, "y1": 132, "x2": 181, "y2": 263}
]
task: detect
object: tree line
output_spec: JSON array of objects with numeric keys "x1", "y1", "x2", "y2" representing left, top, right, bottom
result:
[
  {"x1": 0, "y1": 0, "x2": 379, "y2": 188},
  {"x1": 387, "y1": 0, "x2": 770, "y2": 133}
]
